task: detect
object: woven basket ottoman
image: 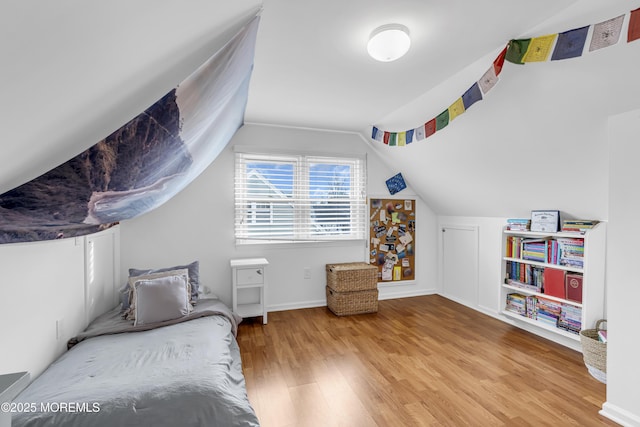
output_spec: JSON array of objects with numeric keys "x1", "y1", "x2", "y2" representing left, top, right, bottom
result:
[{"x1": 325, "y1": 262, "x2": 378, "y2": 316}]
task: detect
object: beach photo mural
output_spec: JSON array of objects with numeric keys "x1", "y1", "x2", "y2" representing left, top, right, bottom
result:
[{"x1": 0, "y1": 16, "x2": 259, "y2": 244}]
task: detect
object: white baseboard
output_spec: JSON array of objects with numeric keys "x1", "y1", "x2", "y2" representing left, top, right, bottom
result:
[
  {"x1": 600, "y1": 402, "x2": 640, "y2": 427},
  {"x1": 266, "y1": 289, "x2": 437, "y2": 312},
  {"x1": 378, "y1": 289, "x2": 436, "y2": 300},
  {"x1": 267, "y1": 300, "x2": 326, "y2": 312}
]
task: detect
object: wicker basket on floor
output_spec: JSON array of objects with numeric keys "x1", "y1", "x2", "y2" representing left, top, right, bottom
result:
[
  {"x1": 326, "y1": 262, "x2": 377, "y2": 292},
  {"x1": 580, "y1": 319, "x2": 607, "y2": 383},
  {"x1": 326, "y1": 286, "x2": 378, "y2": 316}
]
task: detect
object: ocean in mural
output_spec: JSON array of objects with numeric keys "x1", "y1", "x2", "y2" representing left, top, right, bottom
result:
[{"x1": 0, "y1": 15, "x2": 259, "y2": 244}]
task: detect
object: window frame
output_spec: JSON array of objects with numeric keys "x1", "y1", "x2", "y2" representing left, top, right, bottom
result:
[{"x1": 234, "y1": 150, "x2": 367, "y2": 245}]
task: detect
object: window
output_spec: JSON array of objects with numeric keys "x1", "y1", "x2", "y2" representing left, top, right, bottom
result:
[{"x1": 235, "y1": 152, "x2": 367, "y2": 243}]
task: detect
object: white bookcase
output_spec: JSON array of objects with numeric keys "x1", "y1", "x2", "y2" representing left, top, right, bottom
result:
[
  {"x1": 500, "y1": 223, "x2": 606, "y2": 350},
  {"x1": 231, "y1": 258, "x2": 268, "y2": 324}
]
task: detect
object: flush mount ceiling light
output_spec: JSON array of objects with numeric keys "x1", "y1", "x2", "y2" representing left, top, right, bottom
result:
[{"x1": 367, "y1": 24, "x2": 411, "y2": 62}]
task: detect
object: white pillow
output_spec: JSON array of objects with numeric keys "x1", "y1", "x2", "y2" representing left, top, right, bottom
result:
[
  {"x1": 133, "y1": 274, "x2": 193, "y2": 326},
  {"x1": 125, "y1": 269, "x2": 189, "y2": 321}
]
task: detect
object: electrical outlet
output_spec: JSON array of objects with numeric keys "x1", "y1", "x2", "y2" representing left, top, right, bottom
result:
[{"x1": 303, "y1": 267, "x2": 311, "y2": 279}]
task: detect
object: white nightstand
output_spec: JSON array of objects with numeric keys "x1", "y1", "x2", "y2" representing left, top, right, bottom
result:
[
  {"x1": 231, "y1": 258, "x2": 269, "y2": 324},
  {"x1": 0, "y1": 371, "x2": 30, "y2": 427}
]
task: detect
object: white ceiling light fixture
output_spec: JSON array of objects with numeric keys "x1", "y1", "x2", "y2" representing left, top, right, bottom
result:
[{"x1": 367, "y1": 24, "x2": 411, "y2": 62}]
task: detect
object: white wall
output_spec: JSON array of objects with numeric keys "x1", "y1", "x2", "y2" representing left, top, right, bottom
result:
[
  {"x1": 120, "y1": 124, "x2": 438, "y2": 310},
  {"x1": 0, "y1": 227, "x2": 119, "y2": 379},
  {"x1": 602, "y1": 110, "x2": 640, "y2": 426}
]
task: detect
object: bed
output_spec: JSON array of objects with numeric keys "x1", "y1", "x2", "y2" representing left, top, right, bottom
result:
[{"x1": 12, "y1": 291, "x2": 259, "y2": 426}]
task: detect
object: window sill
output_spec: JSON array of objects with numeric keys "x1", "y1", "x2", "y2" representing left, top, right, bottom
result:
[{"x1": 236, "y1": 238, "x2": 366, "y2": 249}]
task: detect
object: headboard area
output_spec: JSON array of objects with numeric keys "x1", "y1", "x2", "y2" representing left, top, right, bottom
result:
[{"x1": 0, "y1": 225, "x2": 120, "y2": 378}]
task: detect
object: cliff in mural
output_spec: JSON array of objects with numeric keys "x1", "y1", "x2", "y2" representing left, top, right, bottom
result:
[
  {"x1": 0, "y1": 15, "x2": 260, "y2": 244},
  {"x1": 0, "y1": 90, "x2": 191, "y2": 243}
]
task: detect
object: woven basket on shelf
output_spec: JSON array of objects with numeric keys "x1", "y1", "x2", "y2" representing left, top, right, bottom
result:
[{"x1": 580, "y1": 319, "x2": 607, "y2": 384}]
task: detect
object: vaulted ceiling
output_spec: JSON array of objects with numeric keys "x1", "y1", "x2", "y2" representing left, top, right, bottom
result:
[{"x1": 2, "y1": 0, "x2": 639, "y2": 218}]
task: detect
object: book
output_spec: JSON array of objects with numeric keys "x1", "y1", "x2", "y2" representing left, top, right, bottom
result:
[
  {"x1": 562, "y1": 219, "x2": 599, "y2": 233},
  {"x1": 506, "y1": 218, "x2": 531, "y2": 231},
  {"x1": 543, "y1": 268, "x2": 566, "y2": 299},
  {"x1": 598, "y1": 330, "x2": 608, "y2": 343},
  {"x1": 565, "y1": 273, "x2": 583, "y2": 303}
]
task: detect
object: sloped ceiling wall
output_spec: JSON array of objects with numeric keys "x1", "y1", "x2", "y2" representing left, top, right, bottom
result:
[
  {"x1": 1, "y1": 0, "x2": 638, "y2": 221},
  {"x1": 0, "y1": 0, "x2": 261, "y2": 195},
  {"x1": 367, "y1": 0, "x2": 640, "y2": 219}
]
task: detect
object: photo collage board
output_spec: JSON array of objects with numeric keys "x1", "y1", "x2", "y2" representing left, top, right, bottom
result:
[{"x1": 369, "y1": 198, "x2": 416, "y2": 282}]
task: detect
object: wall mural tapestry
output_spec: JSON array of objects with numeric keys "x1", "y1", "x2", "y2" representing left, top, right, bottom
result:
[
  {"x1": 0, "y1": 15, "x2": 260, "y2": 244},
  {"x1": 371, "y1": 7, "x2": 640, "y2": 146}
]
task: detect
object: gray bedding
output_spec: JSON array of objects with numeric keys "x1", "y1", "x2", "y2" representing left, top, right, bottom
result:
[{"x1": 13, "y1": 299, "x2": 259, "y2": 427}]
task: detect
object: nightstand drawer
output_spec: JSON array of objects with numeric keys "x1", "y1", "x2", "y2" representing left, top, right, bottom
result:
[{"x1": 236, "y1": 267, "x2": 264, "y2": 286}]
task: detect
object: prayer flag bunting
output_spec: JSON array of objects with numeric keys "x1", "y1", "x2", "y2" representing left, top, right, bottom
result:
[
  {"x1": 406, "y1": 129, "x2": 414, "y2": 144},
  {"x1": 551, "y1": 26, "x2": 589, "y2": 60},
  {"x1": 436, "y1": 110, "x2": 449, "y2": 130},
  {"x1": 506, "y1": 39, "x2": 531, "y2": 64},
  {"x1": 522, "y1": 34, "x2": 557, "y2": 62},
  {"x1": 478, "y1": 66, "x2": 499, "y2": 94},
  {"x1": 398, "y1": 132, "x2": 406, "y2": 146},
  {"x1": 370, "y1": 11, "x2": 638, "y2": 146},
  {"x1": 494, "y1": 46, "x2": 508, "y2": 76},
  {"x1": 425, "y1": 119, "x2": 436, "y2": 138},
  {"x1": 628, "y1": 8, "x2": 640, "y2": 42},
  {"x1": 589, "y1": 14, "x2": 624, "y2": 52},
  {"x1": 448, "y1": 98, "x2": 465, "y2": 122},
  {"x1": 462, "y1": 82, "x2": 483, "y2": 109}
]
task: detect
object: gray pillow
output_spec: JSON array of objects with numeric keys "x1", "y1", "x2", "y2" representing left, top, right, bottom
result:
[
  {"x1": 129, "y1": 260, "x2": 200, "y2": 302},
  {"x1": 133, "y1": 275, "x2": 192, "y2": 326},
  {"x1": 125, "y1": 269, "x2": 190, "y2": 321}
]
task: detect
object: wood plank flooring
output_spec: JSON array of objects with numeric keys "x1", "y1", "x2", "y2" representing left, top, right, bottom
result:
[{"x1": 237, "y1": 295, "x2": 615, "y2": 427}]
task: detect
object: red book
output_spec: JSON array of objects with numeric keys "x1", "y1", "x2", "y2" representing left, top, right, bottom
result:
[
  {"x1": 565, "y1": 273, "x2": 583, "y2": 303},
  {"x1": 543, "y1": 268, "x2": 566, "y2": 299}
]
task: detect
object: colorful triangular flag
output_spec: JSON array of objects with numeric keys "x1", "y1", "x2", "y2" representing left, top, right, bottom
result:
[
  {"x1": 494, "y1": 46, "x2": 508, "y2": 76},
  {"x1": 551, "y1": 26, "x2": 589, "y2": 60},
  {"x1": 383, "y1": 131, "x2": 390, "y2": 145},
  {"x1": 522, "y1": 34, "x2": 557, "y2": 62},
  {"x1": 448, "y1": 98, "x2": 465, "y2": 122},
  {"x1": 425, "y1": 119, "x2": 436, "y2": 138},
  {"x1": 398, "y1": 132, "x2": 406, "y2": 146},
  {"x1": 436, "y1": 110, "x2": 449, "y2": 130},
  {"x1": 462, "y1": 82, "x2": 483, "y2": 109},
  {"x1": 414, "y1": 125, "x2": 425, "y2": 141},
  {"x1": 478, "y1": 66, "x2": 499, "y2": 94},
  {"x1": 506, "y1": 39, "x2": 531, "y2": 64},
  {"x1": 628, "y1": 8, "x2": 640, "y2": 43},
  {"x1": 406, "y1": 129, "x2": 414, "y2": 144},
  {"x1": 389, "y1": 133, "x2": 397, "y2": 146},
  {"x1": 371, "y1": 126, "x2": 379, "y2": 140},
  {"x1": 589, "y1": 14, "x2": 624, "y2": 52}
]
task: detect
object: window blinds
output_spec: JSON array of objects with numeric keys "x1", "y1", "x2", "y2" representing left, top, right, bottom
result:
[{"x1": 235, "y1": 152, "x2": 367, "y2": 243}]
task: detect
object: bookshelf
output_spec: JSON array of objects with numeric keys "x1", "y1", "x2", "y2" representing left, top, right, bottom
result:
[{"x1": 500, "y1": 223, "x2": 606, "y2": 350}]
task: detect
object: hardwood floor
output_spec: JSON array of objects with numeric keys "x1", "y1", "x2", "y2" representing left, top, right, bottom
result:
[{"x1": 237, "y1": 295, "x2": 615, "y2": 427}]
